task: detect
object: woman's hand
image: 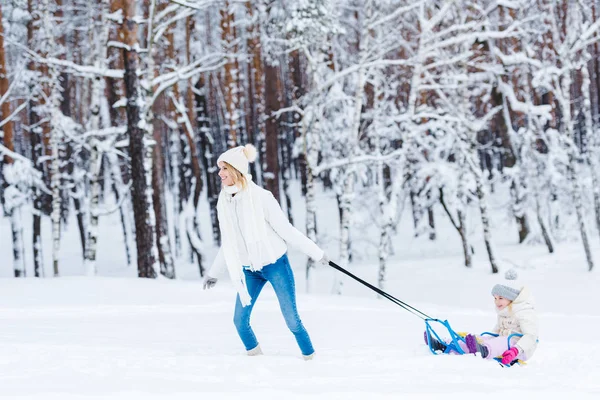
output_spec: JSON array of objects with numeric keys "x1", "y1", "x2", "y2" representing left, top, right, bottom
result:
[
  {"x1": 318, "y1": 254, "x2": 330, "y2": 267},
  {"x1": 203, "y1": 276, "x2": 218, "y2": 290}
]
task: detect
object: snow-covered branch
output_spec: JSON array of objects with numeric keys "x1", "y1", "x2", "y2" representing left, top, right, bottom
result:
[
  {"x1": 367, "y1": 1, "x2": 424, "y2": 30},
  {"x1": 5, "y1": 36, "x2": 124, "y2": 78},
  {"x1": 497, "y1": 81, "x2": 552, "y2": 119},
  {"x1": 154, "y1": 7, "x2": 195, "y2": 43},
  {"x1": 82, "y1": 126, "x2": 128, "y2": 141},
  {"x1": 150, "y1": 53, "x2": 227, "y2": 104},
  {"x1": 168, "y1": 0, "x2": 218, "y2": 10},
  {"x1": 313, "y1": 149, "x2": 405, "y2": 176},
  {"x1": 273, "y1": 105, "x2": 305, "y2": 119},
  {"x1": 0, "y1": 99, "x2": 29, "y2": 130},
  {"x1": 0, "y1": 144, "x2": 51, "y2": 195},
  {"x1": 317, "y1": 59, "x2": 412, "y2": 92}
]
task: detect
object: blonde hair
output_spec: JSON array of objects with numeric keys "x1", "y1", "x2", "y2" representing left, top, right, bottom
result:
[{"x1": 223, "y1": 161, "x2": 248, "y2": 189}]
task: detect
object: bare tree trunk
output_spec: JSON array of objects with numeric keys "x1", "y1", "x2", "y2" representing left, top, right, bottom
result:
[
  {"x1": 84, "y1": 144, "x2": 102, "y2": 275},
  {"x1": 106, "y1": 150, "x2": 133, "y2": 266},
  {"x1": 168, "y1": 129, "x2": 182, "y2": 258},
  {"x1": 195, "y1": 75, "x2": 220, "y2": 244},
  {"x1": 1, "y1": 2, "x2": 26, "y2": 278},
  {"x1": 172, "y1": 89, "x2": 203, "y2": 270},
  {"x1": 303, "y1": 118, "x2": 318, "y2": 291},
  {"x1": 244, "y1": 1, "x2": 265, "y2": 181},
  {"x1": 474, "y1": 174, "x2": 499, "y2": 274},
  {"x1": 278, "y1": 58, "x2": 294, "y2": 223},
  {"x1": 107, "y1": 0, "x2": 132, "y2": 266},
  {"x1": 439, "y1": 186, "x2": 472, "y2": 268},
  {"x1": 27, "y1": 0, "x2": 44, "y2": 278},
  {"x1": 535, "y1": 194, "x2": 554, "y2": 254},
  {"x1": 427, "y1": 203, "x2": 435, "y2": 241},
  {"x1": 500, "y1": 91, "x2": 530, "y2": 243},
  {"x1": 66, "y1": 144, "x2": 87, "y2": 260},
  {"x1": 581, "y1": 63, "x2": 600, "y2": 243},
  {"x1": 289, "y1": 50, "x2": 308, "y2": 193},
  {"x1": 221, "y1": 1, "x2": 239, "y2": 148},
  {"x1": 121, "y1": 0, "x2": 159, "y2": 278},
  {"x1": 335, "y1": 170, "x2": 354, "y2": 294},
  {"x1": 560, "y1": 70, "x2": 594, "y2": 271},
  {"x1": 49, "y1": 0, "x2": 67, "y2": 278},
  {"x1": 168, "y1": 19, "x2": 204, "y2": 269},
  {"x1": 588, "y1": 154, "x2": 600, "y2": 241},
  {"x1": 377, "y1": 163, "x2": 391, "y2": 290},
  {"x1": 263, "y1": 64, "x2": 281, "y2": 200},
  {"x1": 456, "y1": 161, "x2": 471, "y2": 267},
  {"x1": 567, "y1": 160, "x2": 594, "y2": 271},
  {"x1": 152, "y1": 134, "x2": 175, "y2": 279}
]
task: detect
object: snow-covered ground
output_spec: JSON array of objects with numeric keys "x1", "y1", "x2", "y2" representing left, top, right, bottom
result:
[{"x1": 1, "y1": 182, "x2": 599, "y2": 399}]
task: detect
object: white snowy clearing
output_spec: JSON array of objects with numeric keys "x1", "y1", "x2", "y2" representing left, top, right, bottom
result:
[{"x1": 1, "y1": 184, "x2": 599, "y2": 399}]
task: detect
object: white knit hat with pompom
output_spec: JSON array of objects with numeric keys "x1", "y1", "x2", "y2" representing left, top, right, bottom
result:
[
  {"x1": 491, "y1": 269, "x2": 522, "y2": 301},
  {"x1": 217, "y1": 144, "x2": 257, "y2": 175}
]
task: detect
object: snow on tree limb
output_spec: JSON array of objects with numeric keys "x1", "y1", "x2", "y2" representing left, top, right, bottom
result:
[
  {"x1": 0, "y1": 100, "x2": 29, "y2": 130},
  {"x1": 313, "y1": 150, "x2": 406, "y2": 176},
  {"x1": 168, "y1": 0, "x2": 220, "y2": 10},
  {"x1": 0, "y1": 144, "x2": 50, "y2": 195},
  {"x1": 150, "y1": 53, "x2": 227, "y2": 104},
  {"x1": 497, "y1": 81, "x2": 552, "y2": 120}
]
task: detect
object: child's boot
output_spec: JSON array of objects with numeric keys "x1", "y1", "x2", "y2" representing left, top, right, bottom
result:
[
  {"x1": 465, "y1": 334, "x2": 489, "y2": 358},
  {"x1": 424, "y1": 331, "x2": 447, "y2": 353}
]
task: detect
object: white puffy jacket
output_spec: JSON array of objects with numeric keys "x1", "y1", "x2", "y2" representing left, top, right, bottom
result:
[
  {"x1": 493, "y1": 286, "x2": 539, "y2": 359},
  {"x1": 209, "y1": 186, "x2": 323, "y2": 277}
]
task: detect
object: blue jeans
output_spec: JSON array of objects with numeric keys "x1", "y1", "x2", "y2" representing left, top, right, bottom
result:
[{"x1": 233, "y1": 253, "x2": 315, "y2": 356}]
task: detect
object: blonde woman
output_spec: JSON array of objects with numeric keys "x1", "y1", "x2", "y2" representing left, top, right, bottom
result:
[{"x1": 203, "y1": 144, "x2": 328, "y2": 360}]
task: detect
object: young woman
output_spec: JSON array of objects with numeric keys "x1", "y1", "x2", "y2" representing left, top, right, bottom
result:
[{"x1": 203, "y1": 144, "x2": 328, "y2": 360}]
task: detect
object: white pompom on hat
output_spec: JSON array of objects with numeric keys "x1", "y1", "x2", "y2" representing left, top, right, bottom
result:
[
  {"x1": 491, "y1": 269, "x2": 522, "y2": 301},
  {"x1": 217, "y1": 144, "x2": 257, "y2": 175}
]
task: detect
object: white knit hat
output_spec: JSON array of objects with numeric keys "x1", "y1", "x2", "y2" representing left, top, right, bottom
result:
[
  {"x1": 491, "y1": 269, "x2": 522, "y2": 301},
  {"x1": 217, "y1": 144, "x2": 257, "y2": 175}
]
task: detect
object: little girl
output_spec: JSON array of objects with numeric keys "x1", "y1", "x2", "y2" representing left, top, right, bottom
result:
[{"x1": 426, "y1": 270, "x2": 539, "y2": 365}]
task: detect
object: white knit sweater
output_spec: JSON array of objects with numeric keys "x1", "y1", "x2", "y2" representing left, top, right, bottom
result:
[{"x1": 209, "y1": 185, "x2": 324, "y2": 278}]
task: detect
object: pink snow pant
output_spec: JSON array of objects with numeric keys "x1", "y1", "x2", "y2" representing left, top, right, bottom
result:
[{"x1": 456, "y1": 335, "x2": 526, "y2": 360}]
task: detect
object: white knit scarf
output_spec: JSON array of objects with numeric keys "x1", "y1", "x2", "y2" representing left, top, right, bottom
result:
[{"x1": 217, "y1": 179, "x2": 277, "y2": 306}]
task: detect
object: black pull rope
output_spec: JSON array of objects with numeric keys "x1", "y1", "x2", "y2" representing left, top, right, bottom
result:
[{"x1": 328, "y1": 261, "x2": 433, "y2": 320}]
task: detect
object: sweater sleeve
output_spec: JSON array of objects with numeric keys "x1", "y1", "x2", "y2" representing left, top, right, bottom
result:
[
  {"x1": 208, "y1": 246, "x2": 227, "y2": 278},
  {"x1": 262, "y1": 191, "x2": 324, "y2": 261},
  {"x1": 514, "y1": 309, "x2": 539, "y2": 359}
]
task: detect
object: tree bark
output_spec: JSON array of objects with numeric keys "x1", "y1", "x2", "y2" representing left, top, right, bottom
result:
[
  {"x1": 559, "y1": 65, "x2": 594, "y2": 271},
  {"x1": 289, "y1": 50, "x2": 308, "y2": 194},
  {"x1": 121, "y1": 0, "x2": 159, "y2": 278},
  {"x1": 220, "y1": 1, "x2": 239, "y2": 148},
  {"x1": 152, "y1": 130, "x2": 175, "y2": 279},
  {"x1": 245, "y1": 1, "x2": 264, "y2": 180},
  {"x1": 195, "y1": 75, "x2": 220, "y2": 244},
  {"x1": 263, "y1": 63, "x2": 281, "y2": 201},
  {"x1": 28, "y1": 0, "x2": 44, "y2": 278},
  {"x1": 0, "y1": 2, "x2": 26, "y2": 278}
]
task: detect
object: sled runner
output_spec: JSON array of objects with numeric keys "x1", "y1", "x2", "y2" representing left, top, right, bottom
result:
[{"x1": 328, "y1": 261, "x2": 525, "y2": 368}]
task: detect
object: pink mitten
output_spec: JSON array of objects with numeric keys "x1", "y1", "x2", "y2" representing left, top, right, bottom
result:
[{"x1": 500, "y1": 347, "x2": 519, "y2": 365}]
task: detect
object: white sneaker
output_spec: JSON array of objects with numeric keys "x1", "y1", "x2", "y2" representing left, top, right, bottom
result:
[
  {"x1": 247, "y1": 344, "x2": 263, "y2": 356},
  {"x1": 303, "y1": 353, "x2": 315, "y2": 361}
]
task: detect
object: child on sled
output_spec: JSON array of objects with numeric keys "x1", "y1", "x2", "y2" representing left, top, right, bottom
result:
[{"x1": 425, "y1": 270, "x2": 539, "y2": 365}]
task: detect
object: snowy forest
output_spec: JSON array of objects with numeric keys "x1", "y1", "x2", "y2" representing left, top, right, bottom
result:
[{"x1": 1, "y1": 0, "x2": 600, "y2": 288}]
